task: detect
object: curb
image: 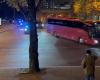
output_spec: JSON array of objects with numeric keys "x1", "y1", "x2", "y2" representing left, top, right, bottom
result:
[{"x1": 0, "y1": 67, "x2": 100, "y2": 80}]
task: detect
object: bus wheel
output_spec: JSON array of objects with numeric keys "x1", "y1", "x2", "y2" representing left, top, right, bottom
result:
[
  {"x1": 79, "y1": 37, "x2": 84, "y2": 44},
  {"x1": 54, "y1": 32, "x2": 59, "y2": 37}
]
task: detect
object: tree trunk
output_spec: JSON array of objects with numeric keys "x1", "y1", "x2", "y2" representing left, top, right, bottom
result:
[{"x1": 27, "y1": 0, "x2": 40, "y2": 72}]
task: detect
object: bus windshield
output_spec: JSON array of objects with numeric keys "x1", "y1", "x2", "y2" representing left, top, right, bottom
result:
[{"x1": 94, "y1": 22, "x2": 100, "y2": 30}]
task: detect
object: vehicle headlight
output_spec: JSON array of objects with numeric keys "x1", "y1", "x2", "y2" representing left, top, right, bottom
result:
[
  {"x1": 94, "y1": 40, "x2": 99, "y2": 44},
  {"x1": 25, "y1": 25, "x2": 29, "y2": 28},
  {"x1": 94, "y1": 22, "x2": 97, "y2": 25},
  {"x1": 41, "y1": 23, "x2": 45, "y2": 27}
]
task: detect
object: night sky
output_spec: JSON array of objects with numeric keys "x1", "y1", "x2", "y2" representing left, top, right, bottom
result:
[{"x1": 0, "y1": 2, "x2": 23, "y2": 19}]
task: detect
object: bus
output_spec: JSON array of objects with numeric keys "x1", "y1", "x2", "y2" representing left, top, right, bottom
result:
[{"x1": 47, "y1": 18, "x2": 99, "y2": 45}]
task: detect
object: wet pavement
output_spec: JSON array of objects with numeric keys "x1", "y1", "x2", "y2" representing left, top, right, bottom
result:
[
  {"x1": 0, "y1": 67, "x2": 100, "y2": 80},
  {"x1": 0, "y1": 24, "x2": 100, "y2": 80}
]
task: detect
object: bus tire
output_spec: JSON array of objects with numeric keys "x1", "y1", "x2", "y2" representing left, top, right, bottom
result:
[
  {"x1": 54, "y1": 32, "x2": 59, "y2": 38},
  {"x1": 79, "y1": 37, "x2": 84, "y2": 44}
]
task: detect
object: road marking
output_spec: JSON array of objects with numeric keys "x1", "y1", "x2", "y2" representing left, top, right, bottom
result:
[
  {"x1": 41, "y1": 66, "x2": 100, "y2": 68},
  {"x1": 0, "y1": 66, "x2": 100, "y2": 69}
]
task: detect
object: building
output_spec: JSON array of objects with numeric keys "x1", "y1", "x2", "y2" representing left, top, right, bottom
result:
[{"x1": 39, "y1": 0, "x2": 73, "y2": 9}]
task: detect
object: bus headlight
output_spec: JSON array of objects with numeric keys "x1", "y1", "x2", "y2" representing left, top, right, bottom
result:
[
  {"x1": 94, "y1": 22, "x2": 97, "y2": 25},
  {"x1": 94, "y1": 40, "x2": 99, "y2": 44},
  {"x1": 41, "y1": 23, "x2": 45, "y2": 27}
]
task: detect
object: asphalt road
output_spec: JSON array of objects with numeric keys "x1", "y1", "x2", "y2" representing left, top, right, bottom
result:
[{"x1": 0, "y1": 24, "x2": 100, "y2": 69}]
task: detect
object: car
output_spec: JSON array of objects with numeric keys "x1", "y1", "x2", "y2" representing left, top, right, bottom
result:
[
  {"x1": 16, "y1": 19, "x2": 45, "y2": 34},
  {"x1": 16, "y1": 19, "x2": 29, "y2": 32}
]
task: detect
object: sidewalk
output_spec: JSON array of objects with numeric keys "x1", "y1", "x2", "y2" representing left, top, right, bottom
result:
[
  {"x1": 0, "y1": 24, "x2": 16, "y2": 33},
  {"x1": 0, "y1": 67, "x2": 100, "y2": 80}
]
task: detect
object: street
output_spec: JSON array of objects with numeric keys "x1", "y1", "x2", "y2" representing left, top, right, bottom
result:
[
  {"x1": 0, "y1": 24, "x2": 100, "y2": 69},
  {"x1": 0, "y1": 1, "x2": 100, "y2": 80}
]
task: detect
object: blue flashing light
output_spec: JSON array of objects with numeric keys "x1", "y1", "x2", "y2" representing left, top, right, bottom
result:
[
  {"x1": 19, "y1": 20, "x2": 21, "y2": 23},
  {"x1": 17, "y1": 19, "x2": 29, "y2": 32},
  {"x1": 24, "y1": 28, "x2": 28, "y2": 31},
  {"x1": 20, "y1": 23, "x2": 23, "y2": 25},
  {"x1": 20, "y1": 29, "x2": 24, "y2": 31},
  {"x1": 25, "y1": 25, "x2": 29, "y2": 28}
]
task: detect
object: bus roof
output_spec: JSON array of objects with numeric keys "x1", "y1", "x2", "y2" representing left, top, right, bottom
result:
[
  {"x1": 48, "y1": 17, "x2": 94, "y2": 27},
  {"x1": 48, "y1": 17, "x2": 81, "y2": 22}
]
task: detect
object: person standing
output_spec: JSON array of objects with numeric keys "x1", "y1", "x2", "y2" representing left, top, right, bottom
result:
[{"x1": 81, "y1": 50, "x2": 98, "y2": 80}]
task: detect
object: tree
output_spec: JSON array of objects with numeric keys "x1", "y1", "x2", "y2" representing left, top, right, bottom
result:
[
  {"x1": 27, "y1": 0, "x2": 40, "y2": 72},
  {"x1": 73, "y1": 1, "x2": 81, "y2": 17},
  {"x1": 92, "y1": 1, "x2": 100, "y2": 11},
  {"x1": 73, "y1": 0, "x2": 84, "y2": 19},
  {"x1": 6, "y1": 0, "x2": 42, "y2": 72},
  {"x1": 73, "y1": 0, "x2": 100, "y2": 20}
]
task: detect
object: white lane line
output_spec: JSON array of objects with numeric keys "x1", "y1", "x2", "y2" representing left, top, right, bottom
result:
[{"x1": 41, "y1": 66, "x2": 100, "y2": 68}]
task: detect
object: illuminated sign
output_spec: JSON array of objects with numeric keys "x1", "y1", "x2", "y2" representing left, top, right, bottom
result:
[{"x1": 0, "y1": 18, "x2": 1, "y2": 26}]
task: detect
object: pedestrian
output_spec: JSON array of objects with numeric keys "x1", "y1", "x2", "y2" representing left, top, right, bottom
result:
[{"x1": 81, "y1": 50, "x2": 98, "y2": 80}]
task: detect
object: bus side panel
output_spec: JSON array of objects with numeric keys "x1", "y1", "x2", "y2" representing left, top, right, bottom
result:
[
  {"x1": 47, "y1": 24, "x2": 65, "y2": 37},
  {"x1": 59, "y1": 26, "x2": 94, "y2": 45},
  {"x1": 47, "y1": 24, "x2": 95, "y2": 45},
  {"x1": 62, "y1": 27, "x2": 95, "y2": 45},
  {"x1": 53, "y1": 25, "x2": 66, "y2": 37},
  {"x1": 63, "y1": 26, "x2": 94, "y2": 42},
  {"x1": 53, "y1": 26, "x2": 89, "y2": 41}
]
